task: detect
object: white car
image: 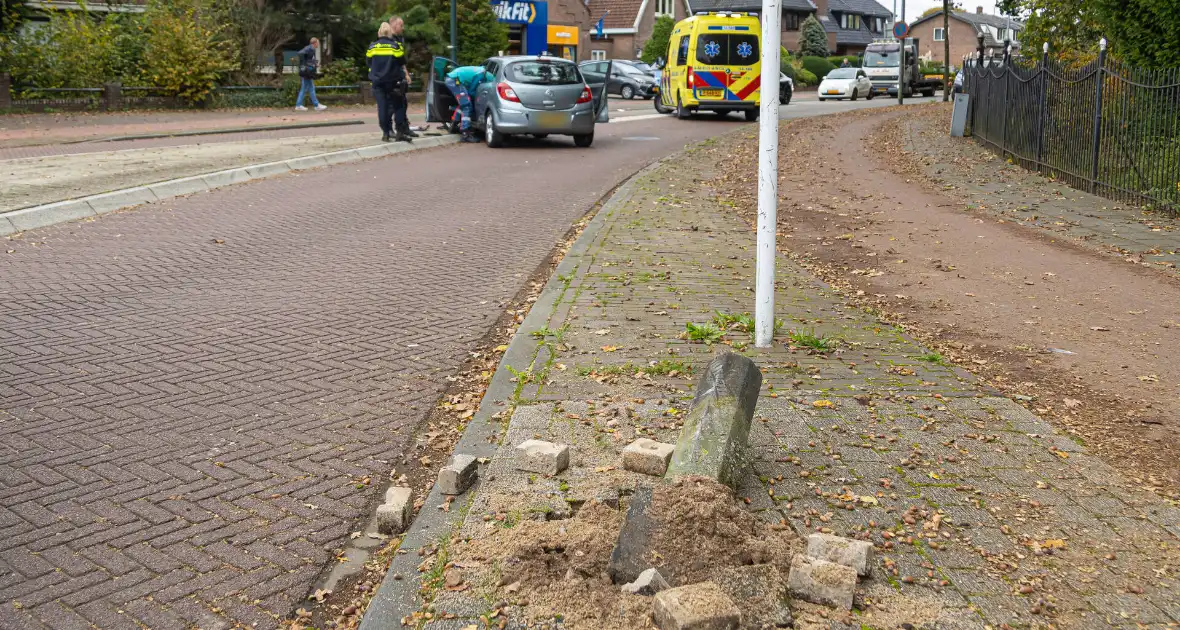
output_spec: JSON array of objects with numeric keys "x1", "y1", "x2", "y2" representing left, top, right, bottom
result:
[{"x1": 818, "y1": 67, "x2": 873, "y2": 101}]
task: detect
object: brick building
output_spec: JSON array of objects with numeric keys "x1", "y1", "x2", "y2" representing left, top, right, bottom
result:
[
  {"x1": 585, "y1": 0, "x2": 692, "y2": 61},
  {"x1": 908, "y1": 7, "x2": 1024, "y2": 67},
  {"x1": 689, "y1": 0, "x2": 893, "y2": 56}
]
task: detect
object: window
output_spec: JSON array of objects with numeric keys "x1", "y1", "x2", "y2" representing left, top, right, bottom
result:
[
  {"x1": 695, "y1": 33, "x2": 759, "y2": 65},
  {"x1": 591, "y1": 49, "x2": 606, "y2": 60},
  {"x1": 656, "y1": 0, "x2": 673, "y2": 16},
  {"x1": 872, "y1": 18, "x2": 883, "y2": 32},
  {"x1": 933, "y1": 27, "x2": 945, "y2": 41},
  {"x1": 676, "y1": 35, "x2": 689, "y2": 65},
  {"x1": 840, "y1": 13, "x2": 861, "y2": 29},
  {"x1": 506, "y1": 60, "x2": 581, "y2": 84},
  {"x1": 783, "y1": 11, "x2": 800, "y2": 31}
]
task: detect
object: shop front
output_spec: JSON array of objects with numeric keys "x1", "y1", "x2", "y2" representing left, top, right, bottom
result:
[
  {"x1": 491, "y1": 0, "x2": 548, "y2": 56},
  {"x1": 547, "y1": 24, "x2": 579, "y2": 61}
]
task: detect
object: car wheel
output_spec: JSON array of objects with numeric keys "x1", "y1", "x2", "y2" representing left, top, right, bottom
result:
[
  {"x1": 484, "y1": 110, "x2": 503, "y2": 148},
  {"x1": 851, "y1": 89, "x2": 858, "y2": 101},
  {"x1": 779, "y1": 90, "x2": 791, "y2": 105},
  {"x1": 573, "y1": 133, "x2": 593, "y2": 148},
  {"x1": 654, "y1": 94, "x2": 673, "y2": 114},
  {"x1": 676, "y1": 95, "x2": 691, "y2": 119},
  {"x1": 621, "y1": 85, "x2": 635, "y2": 100},
  {"x1": 866, "y1": 91, "x2": 874, "y2": 100},
  {"x1": 744, "y1": 109, "x2": 758, "y2": 122},
  {"x1": 923, "y1": 88, "x2": 935, "y2": 97}
]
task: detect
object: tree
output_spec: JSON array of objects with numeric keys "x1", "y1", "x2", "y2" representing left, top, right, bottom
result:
[
  {"x1": 439, "y1": 0, "x2": 507, "y2": 65},
  {"x1": 800, "y1": 15, "x2": 828, "y2": 58},
  {"x1": 641, "y1": 15, "x2": 674, "y2": 64},
  {"x1": 220, "y1": 0, "x2": 293, "y2": 79},
  {"x1": 1091, "y1": 0, "x2": 1180, "y2": 67},
  {"x1": 399, "y1": 3, "x2": 445, "y2": 79}
]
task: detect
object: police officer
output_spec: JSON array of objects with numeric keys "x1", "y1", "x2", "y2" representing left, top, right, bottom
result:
[
  {"x1": 366, "y1": 19, "x2": 412, "y2": 142},
  {"x1": 388, "y1": 17, "x2": 416, "y2": 140}
]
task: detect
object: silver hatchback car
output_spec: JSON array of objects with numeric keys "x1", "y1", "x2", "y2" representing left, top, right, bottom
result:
[{"x1": 428, "y1": 56, "x2": 611, "y2": 148}]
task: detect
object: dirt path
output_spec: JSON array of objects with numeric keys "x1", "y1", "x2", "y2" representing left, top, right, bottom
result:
[{"x1": 715, "y1": 106, "x2": 1180, "y2": 494}]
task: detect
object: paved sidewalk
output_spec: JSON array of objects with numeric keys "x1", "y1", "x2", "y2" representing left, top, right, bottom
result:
[
  {"x1": 394, "y1": 142, "x2": 1180, "y2": 629},
  {"x1": 885, "y1": 104, "x2": 1179, "y2": 274}
]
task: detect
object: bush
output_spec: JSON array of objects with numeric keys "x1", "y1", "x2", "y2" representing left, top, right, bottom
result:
[
  {"x1": 139, "y1": 0, "x2": 238, "y2": 104},
  {"x1": 801, "y1": 56, "x2": 836, "y2": 80},
  {"x1": 321, "y1": 59, "x2": 362, "y2": 86},
  {"x1": 641, "y1": 16, "x2": 674, "y2": 65},
  {"x1": 2, "y1": 8, "x2": 121, "y2": 88},
  {"x1": 796, "y1": 67, "x2": 818, "y2": 86}
]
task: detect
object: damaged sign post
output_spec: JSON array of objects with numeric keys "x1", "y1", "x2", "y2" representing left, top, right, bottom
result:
[{"x1": 754, "y1": 0, "x2": 781, "y2": 348}]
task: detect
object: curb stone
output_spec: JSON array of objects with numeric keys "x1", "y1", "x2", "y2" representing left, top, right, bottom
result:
[
  {"x1": 0, "y1": 135, "x2": 459, "y2": 237},
  {"x1": 358, "y1": 156, "x2": 672, "y2": 630}
]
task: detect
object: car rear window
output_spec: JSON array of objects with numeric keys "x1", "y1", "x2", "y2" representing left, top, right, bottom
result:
[
  {"x1": 695, "y1": 33, "x2": 759, "y2": 66},
  {"x1": 506, "y1": 61, "x2": 582, "y2": 85}
]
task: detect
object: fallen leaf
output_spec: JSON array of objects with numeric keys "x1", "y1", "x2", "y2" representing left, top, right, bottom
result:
[
  {"x1": 812, "y1": 400, "x2": 835, "y2": 408},
  {"x1": 1042, "y1": 539, "x2": 1067, "y2": 550},
  {"x1": 601, "y1": 346, "x2": 619, "y2": 352},
  {"x1": 309, "y1": 589, "x2": 331, "y2": 602},
  {"x1": 1063, "y1": 398, "x2": 1081, "y2": 408},
  {"x1": 1089, "y1": 326, "x2": 1110, "y2": 331},
  {"x1": 594, "y1": 329, "x2": 611, "y2": 335},
  {"x1": 1138, "y1": 374, "x2": 1159, "y2": 383}
]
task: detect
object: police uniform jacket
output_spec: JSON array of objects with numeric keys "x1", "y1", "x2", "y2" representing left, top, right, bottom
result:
[{"x1": 366, "y1": 36, "x2": 406, "y2": 87}]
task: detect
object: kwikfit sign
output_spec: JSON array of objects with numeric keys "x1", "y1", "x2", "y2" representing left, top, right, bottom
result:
[{"x1": 492, "y1": 0, "x2": 536, "y2": 23}]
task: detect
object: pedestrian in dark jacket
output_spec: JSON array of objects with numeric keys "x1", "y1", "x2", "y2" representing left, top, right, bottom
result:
[
  {"x1": 367, "y1": 22, "x2": 411, "y2": 142},
  {"x1": 296, "y1": 38, "x2": 327, "y2": 111}
]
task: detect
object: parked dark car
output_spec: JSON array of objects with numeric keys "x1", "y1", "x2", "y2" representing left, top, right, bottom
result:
[
  {"x1": 579, "y1": 60, "x2": 657, "y2": 99},
  {"x1": 779, "y1": 72, "x2": 794, "y2": 105}
]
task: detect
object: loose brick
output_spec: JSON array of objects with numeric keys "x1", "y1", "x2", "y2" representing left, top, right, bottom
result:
[
  {"x1": 787, "y1": 554, "x2": 857, "y2": 610},
  {"x1": 806, "y1": 533, "x2": 874, "y2": 577},
  {"x1": 623, "y1": 438, "x2": 676, "y2": 476},
  {"x1": 437, "y1": 454, "x2": 478, "y2": 495},
  {"x1": 621, "y1": 567, "x2": 670, "y2": 596},
  {"x1": 376, "y1": 487, "x2": 413, "y2": 535},
  {"x1": 515, "y1": 440, "x2": 570, "y2": 475},
  {"x1": 653, "y1": 581, "x2": 741, "y2": 629}
]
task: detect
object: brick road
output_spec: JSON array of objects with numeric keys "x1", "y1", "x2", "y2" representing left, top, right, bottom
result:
[{"x1": 0, "y1": 117, "x2": 730, "y2": 629}]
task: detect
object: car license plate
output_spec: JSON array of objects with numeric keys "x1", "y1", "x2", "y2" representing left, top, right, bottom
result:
[
  {"x1": 697, "y1": 89, "x2": 723, "y2": 99},
  {"x1": 535, "y1": 112, "x2": 567, "y2": 127},
  {"x1": 826, "y1": 89, "x2": 839, "y2": 95}
]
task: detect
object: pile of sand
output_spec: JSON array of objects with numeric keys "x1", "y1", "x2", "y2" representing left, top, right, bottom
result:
[{"x1": 445, "y1": 477, "x2": 801, "y2": 628}]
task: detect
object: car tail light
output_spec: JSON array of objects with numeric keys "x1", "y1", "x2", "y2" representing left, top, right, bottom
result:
[
  {"x1": 497, "y1": 82, "x2": 520, "y2": 102},
  {"x1": 687, "y1": 66, "x2": 694, "y2": 87}
]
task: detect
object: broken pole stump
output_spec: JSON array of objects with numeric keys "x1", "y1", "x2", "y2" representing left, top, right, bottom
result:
[{"x1": 665, "y1": 351, "x2": 762, "y2": 489}]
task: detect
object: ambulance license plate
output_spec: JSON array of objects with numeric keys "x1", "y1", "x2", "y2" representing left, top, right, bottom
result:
[
  {"x1": 534, "y1": 112, "x2": 567, "y2": 127},
  {"x1": 697, "y1": 89, "x2": 723, "y2": 99}
]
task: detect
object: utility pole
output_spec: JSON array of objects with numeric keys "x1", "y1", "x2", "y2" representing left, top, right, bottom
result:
[
  {"x1": 897, "y1": 0, "x2": 905, "y2": 105},
  {"x1": 450, "y1": 0, "x2": 458, "y2": 62},
  {"x1": 754, "y1": 0, "x2": 782, "y2": 348},
  {"x1": 942, "y1": 0, "x2": 950, "y2": 101}
]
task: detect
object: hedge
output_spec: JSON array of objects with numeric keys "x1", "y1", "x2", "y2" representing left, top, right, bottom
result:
[
  {"x1": 827, "y1": 55, "x2": 860, "y2": 67},
  {"x1": 801, "y1": 56, "x2": 837, "y2": 81}
]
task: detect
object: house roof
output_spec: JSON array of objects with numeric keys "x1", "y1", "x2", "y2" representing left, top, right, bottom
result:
[
  {"x1": 685, "y1": 0, "x2": 891, "y2": 47},
  {"x1": 909, "y1": 10, "x2": 1024, "y2": 48},
  {"x1": 588, "y1": 0, "x2": 645, "y2": 29},
  {"x1": 830, "y1": 0, "x2": 891, "y2": 17}
]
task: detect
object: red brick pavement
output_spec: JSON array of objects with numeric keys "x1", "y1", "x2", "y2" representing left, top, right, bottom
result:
[{"x1": 0, "y1": 119, "x2": 723, "y2": 629}]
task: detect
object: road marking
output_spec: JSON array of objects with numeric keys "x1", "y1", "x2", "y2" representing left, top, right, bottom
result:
[
  {"x1": 623, "y1": 136, "x2": 661, "y2": 141},
  {"x1": 612, "y1": 113, "x2": 671, "y2": 123}
]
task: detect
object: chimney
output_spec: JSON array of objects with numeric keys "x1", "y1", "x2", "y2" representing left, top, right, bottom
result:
[
  {"x1": 814, "y1": 0, "x2": 828, "y2": 16},
  {"x1": 976, "y1": 5, "x2": 983, "y2": 13}
]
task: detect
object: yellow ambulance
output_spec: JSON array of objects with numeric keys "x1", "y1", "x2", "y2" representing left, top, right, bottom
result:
[{"x1": 654, "y1": 11, "x2": 762, "y2": 121}]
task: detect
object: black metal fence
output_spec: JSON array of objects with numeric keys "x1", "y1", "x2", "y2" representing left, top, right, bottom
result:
[{"x1": 965, "y1": 45, "x2": 1180, "y2": 215}]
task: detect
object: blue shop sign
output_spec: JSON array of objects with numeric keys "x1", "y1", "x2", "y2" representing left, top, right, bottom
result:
[
  {"x1": 492, "y1": 0, "x2": 538, "y2": 24},
  {"x1": 490, "y1": 0, "x2": 549, "y2": 56}
]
